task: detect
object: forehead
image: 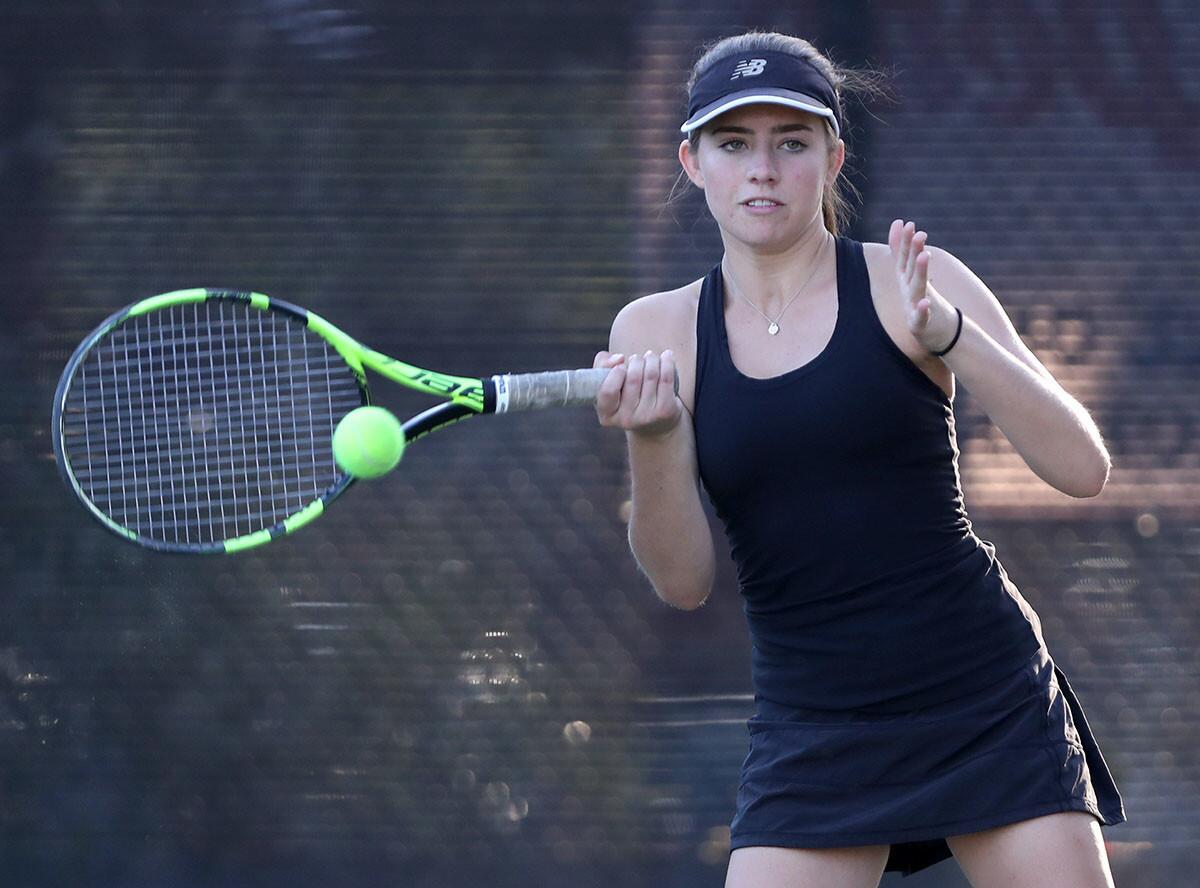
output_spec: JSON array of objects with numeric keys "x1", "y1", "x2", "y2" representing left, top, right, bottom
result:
[{"x1": 702, "y1": 103, "x2": 824, "y2": 133}]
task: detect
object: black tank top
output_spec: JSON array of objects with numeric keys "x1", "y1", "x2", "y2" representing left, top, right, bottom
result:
[{"x1": 693, "y1": 236, "x2": 1045, "y2": 712}]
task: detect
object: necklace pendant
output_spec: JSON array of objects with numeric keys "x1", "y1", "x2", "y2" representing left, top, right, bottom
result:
[{"x1": 767, "y1": 322, "x2": 780, "y2": 336}]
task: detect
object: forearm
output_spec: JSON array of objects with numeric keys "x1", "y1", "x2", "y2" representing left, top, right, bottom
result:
[
  {"x1": 942, "y1": 315, "x2": 1110, "y2": 497},
  {"x1": 626, "y1": 416, "x2": 715, "y2": 608}
]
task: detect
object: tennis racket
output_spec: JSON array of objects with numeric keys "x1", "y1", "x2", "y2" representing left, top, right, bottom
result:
[{"x1": 52, "y1": 287, "x2": 616, "y2": 554}]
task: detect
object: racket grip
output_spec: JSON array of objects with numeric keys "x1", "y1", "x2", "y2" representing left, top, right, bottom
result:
[
  {"x1": 491, "y1": 366, "x2": 681, "y2": 413},
  {"x1": 491, "y1": 368, "x2": 609, "y2": 412}
]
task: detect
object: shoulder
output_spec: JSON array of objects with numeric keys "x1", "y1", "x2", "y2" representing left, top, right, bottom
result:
[
  {"x1": 862, "y1": 239, "x2": 1053, "y2": 382},
  {"x1": 860, "y1": 238, "x2": 975, "y2": 278},
  {"x1": 862, "y1": 239, "x2": 1009, "y2": 316},
  {"x1": 858, "y1": 241, "x2": 954, "y2": 390},
  {"x1": 860, "y1": 238, "x2": 1005, "y2": 320},
  {"x1": 609, "y1": 278, "x2": 705, "y2": 414},
  {"x1": 608, "y1": 278, "x2": 704, "y2": 355}
]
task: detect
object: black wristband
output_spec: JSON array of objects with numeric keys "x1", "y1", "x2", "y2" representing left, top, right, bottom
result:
[{"x1": 930, "y1": 306, "x2": 963, "y2": 357}]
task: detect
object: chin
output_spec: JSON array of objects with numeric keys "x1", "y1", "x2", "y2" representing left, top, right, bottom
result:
[{"x1": 718, "y1": 215, "x2": 805, "y2": 252}]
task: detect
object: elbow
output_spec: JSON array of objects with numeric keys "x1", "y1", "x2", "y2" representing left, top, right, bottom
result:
[
  {"x1": 640, "y1": 557, "x2": 714, "y2": 611},
  {"x1": 656, "y1": 582, "x2": 712, "y2": 611},
  {"x1": 629, "y1": 523, "x2": 716, "y2": 611},
  {"x1": 1073, "y1": 424, "x2": 1113, "y2": 498},
  {"x1": 1065, "y1": 454, "x2": 1111, "y2": 499}
]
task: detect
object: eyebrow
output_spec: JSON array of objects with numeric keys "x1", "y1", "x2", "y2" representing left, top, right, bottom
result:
[{"x1": 709, "y1": 123, "x2": 815, "y2": 135}]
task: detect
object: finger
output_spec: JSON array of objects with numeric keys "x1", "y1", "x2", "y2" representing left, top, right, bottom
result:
[
  {"x1": 637, "y1": 351, "x2": 661, "y2": 417},
  {"x1": 595, "y1": 364, "x2": 627, "y2": 421},
  {"x1": 904, "y1": 229, "x2": 916, "y2": 278},
  {"x1": 899, "y1": 221, "x2": 915, "y2": 272},
  {"x1": 908, "y1": 231, "x2": 927, "y2": 278},
  {"x1": 914, "y1": 301, "x2": 929, "y2": 330},
  {"x1": 618, "y1": 352, "x2": 646, "y2": 423},
  {"x1": 888, "y1": 219, "x2": 903, "y2": 255},
  {"x1": 912, "y1": 241, "x2": 931, "y2": 289},
  {"x1": 593, "y1": 350, "x2": 626, "y2": 369},
  {"x1": 657, "y1": 349, "x2": 679, "y2": 406},
  {"x1": 915, "y1": 249, "x2": 930, "y2": 288}
]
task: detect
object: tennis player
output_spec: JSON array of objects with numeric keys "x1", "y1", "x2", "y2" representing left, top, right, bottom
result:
[{"x1": 594, "y1": 31, "x2": 1125, "y2": 886}]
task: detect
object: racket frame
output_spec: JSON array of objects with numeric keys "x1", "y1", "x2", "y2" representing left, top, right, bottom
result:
[{"x1": 52, "y1": 288, "x2": 527, "y2": 554}]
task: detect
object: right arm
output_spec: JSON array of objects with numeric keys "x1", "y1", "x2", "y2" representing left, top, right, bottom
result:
[{"x1": 595, "y1": 298, "x2": 716, "y2": 610}]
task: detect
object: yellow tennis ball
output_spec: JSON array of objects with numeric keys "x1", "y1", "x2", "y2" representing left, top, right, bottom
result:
[{"x1": 332, "y1": 406, "x2": 405, "y2": 479}]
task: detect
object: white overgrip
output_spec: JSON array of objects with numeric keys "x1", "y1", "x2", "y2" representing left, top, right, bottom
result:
[{"x1": 492, "y1": 368, "x2": 610, "y2": 413}]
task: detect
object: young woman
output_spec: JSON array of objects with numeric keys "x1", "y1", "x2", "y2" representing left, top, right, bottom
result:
[{"x1": 594, "y1": 32, "x2": 1125, "y2": 887}]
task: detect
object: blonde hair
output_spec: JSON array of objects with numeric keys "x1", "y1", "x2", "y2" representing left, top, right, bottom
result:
[{"x1": 675, "y1": 31, "x2": 890, "y2": 236}]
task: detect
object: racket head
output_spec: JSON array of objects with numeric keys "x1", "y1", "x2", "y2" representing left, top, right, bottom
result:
[{"x1": 52, "y1": 288, "x2": 370, "y2": 553}]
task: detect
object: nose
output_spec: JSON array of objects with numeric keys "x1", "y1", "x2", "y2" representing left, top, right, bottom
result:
[{"x1": 745, "y1": 144, "x2": 778, "y2": 184}]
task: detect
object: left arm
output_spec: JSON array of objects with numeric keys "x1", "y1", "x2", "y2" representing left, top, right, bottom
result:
[{"x1": 890, "y1": 220, "x2": 1111, "y2": 498}]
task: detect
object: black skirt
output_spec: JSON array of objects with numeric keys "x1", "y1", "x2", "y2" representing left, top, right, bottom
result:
[{"x1": 729, "y1": 646, "x2": 1126, "y2": 876}]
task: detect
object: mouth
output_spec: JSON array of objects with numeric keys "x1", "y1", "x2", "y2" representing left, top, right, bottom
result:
[{"x1": 742, "y1": 198, "x2": 783, "y2": 208}]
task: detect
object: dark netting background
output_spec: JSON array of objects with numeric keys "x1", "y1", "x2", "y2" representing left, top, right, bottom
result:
[{"x1": 2, "y1": 2, "x2": 1197, "y2": 886}]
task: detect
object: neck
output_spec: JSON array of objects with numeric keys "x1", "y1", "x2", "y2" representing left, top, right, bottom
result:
[{"x1": 721, "y1": 227, "x2": 833, "y2": 315}]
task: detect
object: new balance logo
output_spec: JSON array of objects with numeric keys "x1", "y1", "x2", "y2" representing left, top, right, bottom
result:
[{"x1": 731, "y1": 58, "x2": 766, "y2": 79}]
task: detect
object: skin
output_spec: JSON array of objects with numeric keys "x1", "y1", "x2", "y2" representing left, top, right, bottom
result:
[{"x1": 594, "y1": 101, "x2": 1115, "y2": 886}]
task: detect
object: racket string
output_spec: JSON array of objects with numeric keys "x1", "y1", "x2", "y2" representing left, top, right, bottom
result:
[
  {"x1": 204, "y1": 302, "x2": 228, "y2": 537},
  {"x1": 61, "y1": 300, "x2": 364, "y2": 545}
]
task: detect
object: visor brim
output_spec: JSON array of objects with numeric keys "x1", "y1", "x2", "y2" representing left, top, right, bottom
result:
[{"x1": 680, "y1": 89, "x2": 839, "y2": 137}]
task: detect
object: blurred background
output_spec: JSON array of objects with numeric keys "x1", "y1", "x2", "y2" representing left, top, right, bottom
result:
[{"x1": 2, "y1": 1, "x2": 1197, "y2": 885}]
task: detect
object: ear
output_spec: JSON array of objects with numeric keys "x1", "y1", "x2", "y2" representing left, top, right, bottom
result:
[
  {"x1": 678, "y1": 138, "x2": 705, "y2": 189},
  {"x1": 828, "y1": 138, "x2": 845, "y2": 181}
]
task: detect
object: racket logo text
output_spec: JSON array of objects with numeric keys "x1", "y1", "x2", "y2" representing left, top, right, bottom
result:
[{"x1": 379, "y1": 359, "x2": 485, "y2": 411}]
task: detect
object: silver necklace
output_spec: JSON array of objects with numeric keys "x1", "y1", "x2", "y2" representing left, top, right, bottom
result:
[{"x1": 722, "y1": 235, "x2": 831, "y2": 336}]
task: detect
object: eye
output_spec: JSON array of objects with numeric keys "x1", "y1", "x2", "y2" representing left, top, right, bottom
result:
[
  {"x1": 719, "y1": 138, "x2": 747, "y2": 152},
  {"x1": 781, "y1": 139, "x2": 807, "y2": 152}
]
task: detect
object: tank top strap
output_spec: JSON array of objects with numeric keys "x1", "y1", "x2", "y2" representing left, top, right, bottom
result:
[
  {"x1": 693, "y1": 263, "x2": 724, "y2": 412},
  {"x1": 831, "y1": 234, "x2": 878, "y2": 340}
]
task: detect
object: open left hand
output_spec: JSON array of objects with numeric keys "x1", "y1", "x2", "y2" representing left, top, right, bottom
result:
[{"x1": 889, "y1": 219, "x2": 960, "y2": 355}]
